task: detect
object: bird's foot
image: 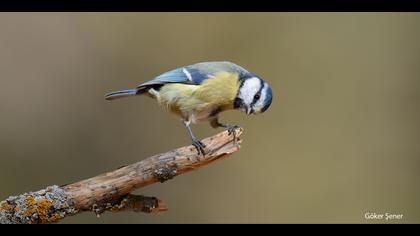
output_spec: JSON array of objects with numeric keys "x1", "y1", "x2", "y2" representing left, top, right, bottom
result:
[
  {"x1": 226, "y1": 124, "x2": 240, "y2": 136},
  {"x1": 223, "y1": 124, "x2": 240, "y2": 145},
  {"x1": 192, "y1": 138, "x2": 206, "y2": 156}
]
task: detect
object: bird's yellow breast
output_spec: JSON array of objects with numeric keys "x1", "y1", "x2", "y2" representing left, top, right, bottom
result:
[{"x1": 157, "y1": 72, "x2": 240, "y2": 121}]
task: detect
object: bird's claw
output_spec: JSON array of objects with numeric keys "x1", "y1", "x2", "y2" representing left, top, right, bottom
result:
[
  {"x1": 192, "y1": 138, "x2": 206, "y2": 156},
  {"x1": 223, "y1": 124, "x2": 240, "y2": 146},
  {"x1": 227, "y1": 125, "x2": 240, "y2": 136}
]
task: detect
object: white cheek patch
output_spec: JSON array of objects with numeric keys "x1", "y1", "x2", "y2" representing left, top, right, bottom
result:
[
  {"x1": 240, "y1": 77, "x2": 261, "y2": 106},
  {"x1": 253, "y1": 82, "x2": 268, "y2": 112}
]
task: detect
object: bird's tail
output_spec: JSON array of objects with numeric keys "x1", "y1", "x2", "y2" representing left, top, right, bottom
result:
[{"x1": 105, "y1": 89, "x2": 138, "y2": 100}]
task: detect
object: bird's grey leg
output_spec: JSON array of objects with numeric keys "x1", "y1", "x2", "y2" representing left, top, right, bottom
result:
[
  {"x1": 183, "y1": 120, "x2": 206, "y2": 156},
  {"x1": 210, "y1": 117, "x2": 240, "y2": 140}
]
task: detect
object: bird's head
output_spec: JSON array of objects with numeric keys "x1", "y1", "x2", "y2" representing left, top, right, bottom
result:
[{"x1": 234, "y1": 74, "x2": 273, "y2": 115}]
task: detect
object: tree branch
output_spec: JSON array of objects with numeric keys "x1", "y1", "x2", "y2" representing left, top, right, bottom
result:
[{"x1": 0, "y1": 128, "x2": 243, "y2": 224}]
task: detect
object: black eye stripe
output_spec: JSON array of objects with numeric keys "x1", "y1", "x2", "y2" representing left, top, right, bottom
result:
[
  {"x1": 250, "y1": 80, "x2": 264, "y2": 108},
  {"x1": 253, "y1": 92, "x2": 261, "y2": 102}
]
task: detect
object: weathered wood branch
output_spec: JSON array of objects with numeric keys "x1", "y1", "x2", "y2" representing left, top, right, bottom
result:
[{"x1": 0, "y1": 128, "x2": 243, "y2": 224}]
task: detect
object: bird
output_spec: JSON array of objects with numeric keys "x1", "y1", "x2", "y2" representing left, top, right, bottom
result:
[{"x1": 105, "y1": 61, "x2": 273, "y2": 155}]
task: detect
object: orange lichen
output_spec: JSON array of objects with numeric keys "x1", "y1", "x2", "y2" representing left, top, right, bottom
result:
[
  {"x1": 0, "y1": 202, "x2": 14, "y2": 212},
  {"x1": 1, "y1": 185, "x2": 74, "y2": 224},
  {"x1": 24, "y1": 196, "x2": 63, "y2": 224}
]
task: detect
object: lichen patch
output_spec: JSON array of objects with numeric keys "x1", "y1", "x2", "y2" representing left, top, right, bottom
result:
[{"x1": 0, "y1": 185, "x2": 77, "y2": 224}]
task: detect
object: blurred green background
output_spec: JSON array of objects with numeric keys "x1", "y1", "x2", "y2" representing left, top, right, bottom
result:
[{"x1": 0, "y1": 13, "x2": 419, "y2": 224}]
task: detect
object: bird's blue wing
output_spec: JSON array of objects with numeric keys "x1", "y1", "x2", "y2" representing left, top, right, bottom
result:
[{"x1": 136, "y1": 67, "x2": 208, "y2": 91}]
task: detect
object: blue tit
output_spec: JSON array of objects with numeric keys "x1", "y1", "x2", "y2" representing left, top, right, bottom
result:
[{"x1": 105, "y1": 61, "x2": 273, "y2": 155}]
